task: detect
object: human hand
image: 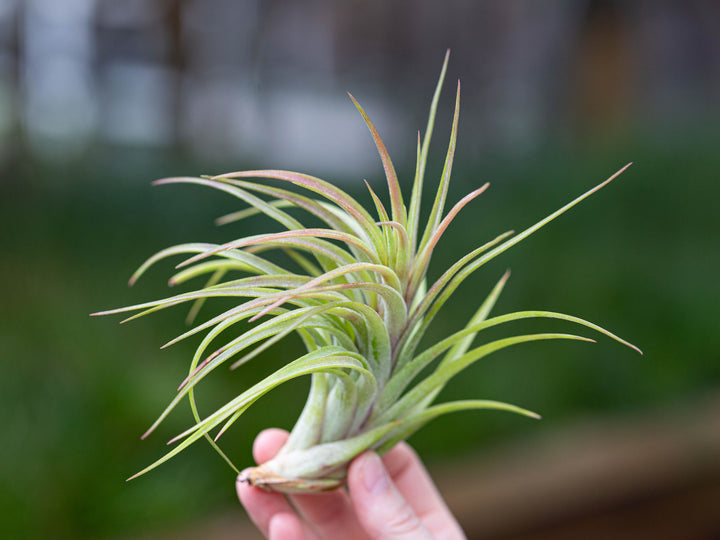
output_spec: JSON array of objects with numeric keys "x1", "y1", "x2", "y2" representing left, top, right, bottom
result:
[{"x1": 237, "y1": 428, "x2": 466, "y2": 539}]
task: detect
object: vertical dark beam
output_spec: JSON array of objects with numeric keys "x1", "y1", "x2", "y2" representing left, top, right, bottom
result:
[
  {"x1": 167, "y1": 0, "x2": 184, "y2": 151},
  {"x1": 4, "y1": 1, "x2": 22, "y2": 172},
  {"x1": 572, "y1": 0, "x2": 632, "y2": 137}
]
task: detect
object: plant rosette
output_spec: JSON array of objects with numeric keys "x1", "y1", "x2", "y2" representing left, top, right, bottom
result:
[{"x1": 94, "y1": 51, "x2": 641, "y2": 494}]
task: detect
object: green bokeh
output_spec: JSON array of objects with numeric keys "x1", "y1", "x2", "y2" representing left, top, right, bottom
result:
[{"x1": 1, "y1": 131, "x2": 717, "y2": 538}]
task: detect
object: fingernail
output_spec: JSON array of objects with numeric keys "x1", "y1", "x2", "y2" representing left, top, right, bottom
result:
[
  {"x1": 237, "y1": 468, "x2": 253, "y2": 486},
  {"x1": 362, "y1": 452, "x2": 389, "y2": 494}
]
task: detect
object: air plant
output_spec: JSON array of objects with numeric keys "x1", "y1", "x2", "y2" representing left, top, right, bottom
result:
[{"x1": 94, "y1": 52, "x2": 640, "y2": 493}]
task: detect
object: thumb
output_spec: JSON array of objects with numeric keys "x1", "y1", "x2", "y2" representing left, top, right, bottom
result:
[{"x1": 348, "y1": 451, "x2": 434, "y2": 539}]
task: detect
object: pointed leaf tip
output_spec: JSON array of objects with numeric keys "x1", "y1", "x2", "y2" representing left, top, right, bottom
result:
[
  {"x1": 167, "y1": 433, "x2": 184, "y2": 445},
  {"x1": 152, "y1": 177, "x2": 191, "y2": 187},
  {"x1": 348, "y1": 92, "x2": 404, "y2": 224}
]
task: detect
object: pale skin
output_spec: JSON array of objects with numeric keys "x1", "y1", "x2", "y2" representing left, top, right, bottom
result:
[{"x1": 237, "y1": 428, "x2": 467, "y2": 540}]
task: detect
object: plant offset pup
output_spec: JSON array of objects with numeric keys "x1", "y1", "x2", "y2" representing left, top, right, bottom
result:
[{"x1": 95, "y1": 52, "x2": 640, "y2": 493}]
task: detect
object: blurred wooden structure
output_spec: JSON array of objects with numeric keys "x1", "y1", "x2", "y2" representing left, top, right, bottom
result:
[{"x1": 439, "y1": 394, "x2": 720, "y2": 539}]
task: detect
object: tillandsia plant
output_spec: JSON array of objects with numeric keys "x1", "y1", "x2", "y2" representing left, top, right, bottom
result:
[{"x1": 94, "y1": 52, "x2": 641, "y2": 493}]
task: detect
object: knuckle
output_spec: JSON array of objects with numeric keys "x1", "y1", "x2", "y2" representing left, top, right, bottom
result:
[{"x1": 384, "y1": 504, "x2": 425, "y2": 536}]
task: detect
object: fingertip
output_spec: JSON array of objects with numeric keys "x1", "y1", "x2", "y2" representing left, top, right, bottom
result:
[
  {"x1": 253, "y1": 428, "x2": 289, "y2": 464},
  {"x1": 384, "y1": 441, "x2": 417, "y2": 462},
  {"x1": 350, "y1": 451, "x2": 390, "y2": 495},
  {"x1": 235, "y1": 468, "x2": 257, "y2": 504},
  {"x1": 348, "y1": 451, "x2": 431, "y2": 538},
  {"x1": 237, "y1": 469, "x2": 299, "y2": 538},
  {"x1": 381, "y1": 441, "x2": 421, "y2": 479},
  {"x1": 376, "y1": 444, "x2": 465, "y2": 538}
]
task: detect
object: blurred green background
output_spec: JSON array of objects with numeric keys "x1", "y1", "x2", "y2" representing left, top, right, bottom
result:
[{"x1": 1, "y1": 1, "x2": 719, "y2": 538}]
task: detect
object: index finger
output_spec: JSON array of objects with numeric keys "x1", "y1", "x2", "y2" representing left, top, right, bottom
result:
[
  {"x1": 382, "y1": 443, "x2": 466, "y2": 539},
  {"x1": 237, "y1": 429, "x2": 309, "y2": 539}
]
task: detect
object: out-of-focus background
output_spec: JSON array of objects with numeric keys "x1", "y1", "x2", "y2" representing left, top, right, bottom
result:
[{"x1": 2, "y1": 1, "x2": 719, "y2": 538}]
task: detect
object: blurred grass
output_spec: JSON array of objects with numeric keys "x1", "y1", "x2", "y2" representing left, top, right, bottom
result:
[{"x1": 1, "y1": 133, "x2": 717, "y2": 539}]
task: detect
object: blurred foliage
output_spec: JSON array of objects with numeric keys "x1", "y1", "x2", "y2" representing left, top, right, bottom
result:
[{"x1": 1, "y1": 131, "x2": 718, "y2": 539}]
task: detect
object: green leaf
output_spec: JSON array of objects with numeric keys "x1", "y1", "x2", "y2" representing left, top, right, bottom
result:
[
  {"x1": 430, "y1": 163, "x2": 634, "y2": 318},
  {"x1": 280, "y1": 373, "x2": 329, "y2": 454},
  {"x1": 408, "y1": 181, "x2": 489, "y2": 297},
  {"x1": 128, "y1": 349, "x2": 374, "y2": 480},
  {"x1": 282, "y1": 248, "x2": 323, "y2": 277},
  {"x1": 177, "y1": 228, "x2": 378, "y2": 271},
  {"x1": 385, "y1": 309, "x2": 639, "y2": 411},
  {"x1": 265, "y1": 421, "x2": 400, "y2": 482},
  {"x1": 216, "y1": 199, "x2": 295, "y2": 226},
  {"x1": 394, "y1": 230, "x2": 514, "y2": 366},
  {"x1": 154, "y1": 176, "x2": 304, "y2": 231},
  {"x1": 183, "y1": 267, "x2": 227, "y2": 325},
  {"x1": 320, "y1": 371, "x2": 360, "y2": 443},
  {"x1": 252, "y1": 262, "x2": 402, "y2": 322},
  {"x1": 374, "y1": 333, "x2": 594, "y2": 425},
  {"x1": 376, "y1": 399, "x2": 540, "y2": 454},
  {"x1": 349, "y1": 94, "x2": 405, "y2": 226},
  {"x1": 127, "y1": 243, "x2": 287, "y2": 286},
  {"x1": 408, "y1": 49, "x2": 450, "y2": 253},
  {"x1": 364, "y1": 180, "x2": 395, "y2": 268},
  {"x1": 217, "y1": 177, "x2": 375, "y2": 263},
  {"x1": 168, "y1": 260, "x2": 244, "y2": 287},
  {"x1": 142, "y1": 305, "x2": 349, "y2": 440},
  {"x1": 440, "y1": 269, "x2": 511, "y2": 367},
  {"x1": 375, "y1": 221, "x2": 410, "y2": 285},
  {"x1": 212, "y1": 169, "x2": 385, "y2": 253},
  {"x1": 417, "y1": 79, "x2": 461, "y2": 255},
  {"x1": 230, "y1": 303, "x2": 360, "y2": 370}
]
